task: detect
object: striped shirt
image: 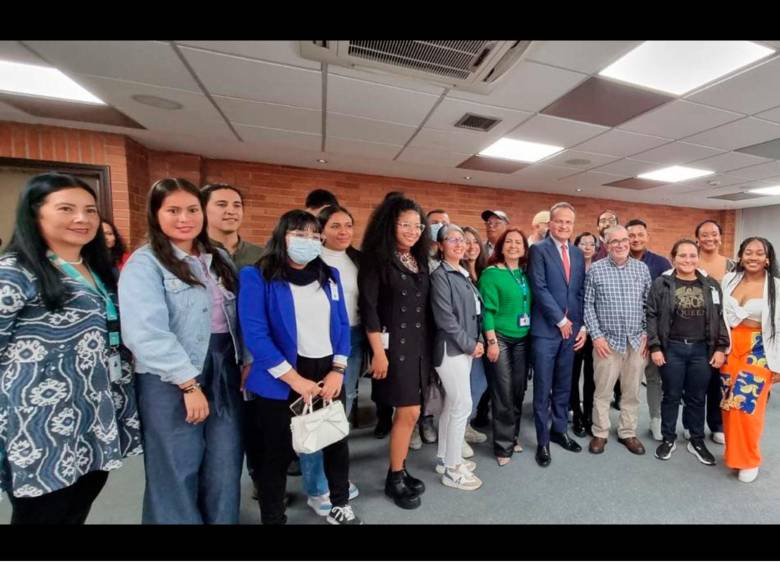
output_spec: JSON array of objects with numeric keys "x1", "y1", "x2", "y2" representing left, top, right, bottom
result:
[{"x1": 584, "y1": 256, "x2": 652, "y2": 353}]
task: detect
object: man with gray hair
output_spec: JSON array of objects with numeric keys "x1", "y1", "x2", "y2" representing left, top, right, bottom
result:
[{"x1": 584, "y1": 225, "x2": 652, "y2": 456}]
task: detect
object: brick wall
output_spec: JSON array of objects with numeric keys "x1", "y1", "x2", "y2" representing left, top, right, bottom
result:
[{"x1": 0, "y1": 120, "x2": 736, "y2": 257}]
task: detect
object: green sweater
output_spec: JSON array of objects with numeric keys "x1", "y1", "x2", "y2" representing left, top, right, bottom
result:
[{"x1": 478, "y1": 265, "x2": 532, "y2": 338}]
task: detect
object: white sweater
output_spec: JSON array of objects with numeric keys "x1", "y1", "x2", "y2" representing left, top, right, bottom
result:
[{"x1": 320, "y1": 247, "x2": 360, "y2": 327}]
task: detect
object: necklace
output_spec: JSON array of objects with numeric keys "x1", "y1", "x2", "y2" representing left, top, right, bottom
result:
[{"x1": 63, "y1": 257, "x2": 84, "y2": 265}]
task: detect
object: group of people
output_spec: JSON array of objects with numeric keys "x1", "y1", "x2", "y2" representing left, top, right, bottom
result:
[{"x1": 0, "y1": 172, "x2": 778, "y2": 526}]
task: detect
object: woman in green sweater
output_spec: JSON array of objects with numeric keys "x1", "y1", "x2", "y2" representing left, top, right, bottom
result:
[{"x1": 479, "y1": 227, "x2": 532, "y2": 466}]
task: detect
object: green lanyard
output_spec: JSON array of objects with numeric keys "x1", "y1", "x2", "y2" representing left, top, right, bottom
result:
[
  {"x1": 47, "y1": 251, "x2": 120, "y2": 348},
  {"x1": 506, "y1": 267, "x2": 530, "y2": 313}
]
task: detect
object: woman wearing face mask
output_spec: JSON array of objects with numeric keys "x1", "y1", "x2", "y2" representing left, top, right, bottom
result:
[
  {"x1": 430, "y1": 224, "x2": 484, "y2": 490},
  {"x1": 119, "y1": 178, "x2": 245, "y2": 524},
  {"x1": 570, "y1": 232, "x2": 597, "y2": 437},
  {"x1": 359, "y1": 195, "x2": 431, "y2": 510},
  {"x1": 239, "y1": 209, "x2": 360, "y2": 525},
  {"x1": 720, "y1": 237, "x2": 780, "y2": 483},
  {"x1": 478, "y1": 227, "x2": 532, "y2": 467},
  {"x1": 0, "y1": 173, "x2": 142, "y2": 524},
  {"x1": 646, "y1": 239, "x2": 729, "y2": 466}
]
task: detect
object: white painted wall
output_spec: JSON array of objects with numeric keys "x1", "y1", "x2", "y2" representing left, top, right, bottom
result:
[{"x1": 737, "y1": 205, "x2": 780, "y2": 255}]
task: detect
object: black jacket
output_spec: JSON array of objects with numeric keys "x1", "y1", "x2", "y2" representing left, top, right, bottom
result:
[{"x1": 646, "y1": 270, "x2": 730, "y2": 357}]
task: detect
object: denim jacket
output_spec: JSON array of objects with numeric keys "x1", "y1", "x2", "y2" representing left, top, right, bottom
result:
[{"x1": 118, "y1": 243, "x2": 243, "y2": 385}]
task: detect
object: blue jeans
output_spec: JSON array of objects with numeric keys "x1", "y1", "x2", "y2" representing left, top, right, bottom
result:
[
  {"x1": 470, "y1": 357, "x2": 488, "y2": 420},
  {"x1": 659, "y1": 340, "x2": 711, "y2": 441},
  {"x1": 135, "y1": 336, "x2": 243, "y2": 523}
]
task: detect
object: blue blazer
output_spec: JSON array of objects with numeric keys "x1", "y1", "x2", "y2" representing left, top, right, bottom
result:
[
  {"x1": 238, "y1": 264, "x2": 351, "y2": 400},
  {"x1": 527, "y1": 236, "x2": 585, "y2": 339}
]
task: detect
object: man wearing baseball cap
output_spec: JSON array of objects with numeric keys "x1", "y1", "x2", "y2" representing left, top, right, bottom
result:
[
  {"x1": 481, "y1": 210, "x2": 509, "y2": 257},
  {"x1": 528, "y1": 210, "x2": 550, "y2": 246}
]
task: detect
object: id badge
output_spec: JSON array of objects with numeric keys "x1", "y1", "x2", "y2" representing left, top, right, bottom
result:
[
  {"x1": 330, "y1": 280, "x2": 340, "y2": 301},
  {"x1": 380, "y1": 331, "x2": 390, "y2": 349},
  {"x1": 711, "y1": 288, "x2": 720, "y2": 305},
  {"x1": 518, "y1": 314, "x2": 530, "y2": 328},
  {"x1": 108, "y1": 352, "x2": 122, "y2": 382}
]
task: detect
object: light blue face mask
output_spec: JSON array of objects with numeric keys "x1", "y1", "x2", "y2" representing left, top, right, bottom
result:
[
  {"x1": 287, "y1": 236, "x2": 322, "y2": 265},
  {"x1": 430, "y1": 222, "x2": 445, "y2": 242}
]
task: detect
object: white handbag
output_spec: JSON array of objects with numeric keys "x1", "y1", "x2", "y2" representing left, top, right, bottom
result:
[{"x1": 290, "y1": 396, "x2": 349, "y2": 454}]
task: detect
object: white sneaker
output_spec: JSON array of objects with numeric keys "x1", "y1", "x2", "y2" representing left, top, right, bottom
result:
[
  {"x1": 306, "y1": 492, "x2": 331, "y2": 517},
  {"x1": 441, "y1": 464, "x2": 482, "y2": 491},
  {"x1": 409, "y1": 426, "x2": 422, "y2": 450},
  {"x1": 462, "y1": 440, "x2": 474, "y2": 458},
  {"x1": 711, "y1": 431, "x2": 726, "y2": 445},
  {"x1": 435, "y1": 457, "x2": 476, "y2": 475},
  {"x1": 683, "y1": 429, "x2": 691, "y2": 440},
  {"x1": 464, "y1": 424, "x2": 488, "y2": 444},
  {"x1": 649, "y1": 418, "x2": 662, "y2": 441},
  {"x1": 738, "y1": 467, "x2": 759, "y2": 483}
]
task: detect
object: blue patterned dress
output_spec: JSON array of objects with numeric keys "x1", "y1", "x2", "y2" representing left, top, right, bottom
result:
[{"x1": 0, "y1": 253, "x2": 142, "y2": 499}]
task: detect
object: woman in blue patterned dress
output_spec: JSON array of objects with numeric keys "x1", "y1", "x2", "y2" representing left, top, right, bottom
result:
[{"x1": 0, "y1": 172, "x2": 142, "y2": 524}]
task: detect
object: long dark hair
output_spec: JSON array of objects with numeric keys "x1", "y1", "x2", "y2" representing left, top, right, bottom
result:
[
  {"x1": 101, "y1": 218, "x2": 127, "y2": 267},
  {"x1": 487, "y1": 227, "x2": 529, "y2": 269},
  {"x1": 361, "y1": 195, "x2": 429, "y2": 273},
  {"x1": 461, "y1": 225, "x2": 488, "y2": 281},
  {"x1": 318, "y1": 204, "x2": 361, "y2": 267},
  {"x1": 146, "y1": 178, "x2": 236, "y2": 292},
  {"x1": 735, "y1": 237, "x2": 778, "y2": 340},
  {"x1": 6, "y1": 172, "x2": 115, "y2": 311},
  {"x1": 258, "y1": 209, "x2": 330, "y2": 286}
]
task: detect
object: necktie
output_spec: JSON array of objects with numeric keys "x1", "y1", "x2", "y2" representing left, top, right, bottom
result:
[{"x1": 561, "y1": 244, "x2": 570, "y2": 283}]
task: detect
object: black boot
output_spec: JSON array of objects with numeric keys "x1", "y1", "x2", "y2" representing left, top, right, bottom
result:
[
  {"x1": 572, "y1": 413, "x2": 586, "y2": 438},
  {"x1": 402, "y1": 460, "x2": 425, "y2": 495},
  {"x1": 385, "y1": 469, "x2": 421, "y2": 510}
]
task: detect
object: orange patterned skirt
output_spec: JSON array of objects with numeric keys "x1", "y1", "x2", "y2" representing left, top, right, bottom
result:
[{"x1": 720, "y1": 323, "x2": 773, "y2": 469}]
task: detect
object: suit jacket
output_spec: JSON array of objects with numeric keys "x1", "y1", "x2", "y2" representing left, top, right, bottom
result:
[{"x1": 527, "y1": 236, "x2": 586, "y2": 339}]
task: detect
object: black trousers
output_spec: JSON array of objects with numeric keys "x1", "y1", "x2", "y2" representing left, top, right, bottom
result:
[
  {"x1": 245, "y1": 355, "x2": 350, "y2": 524},
  {"x1": 488, "y1": 334, "x2": 528, "y2": 457},
  {"x1": 9, "y1": 470, "x2": 109, "y2": 525},
  {"x1": 570, "y1": 335, "x2": 595, "y2": 424}
]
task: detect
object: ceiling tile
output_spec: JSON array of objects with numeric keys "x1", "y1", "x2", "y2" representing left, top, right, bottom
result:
[
  {"x1": 510, "y1": 164, "x2": 582, "y2": 182},
  {"x1": 181, "y1": 47, "x2": 322, "y2": 108},
  {"x1": 592, "y1": 158, "x2": 660, "y2": 177},
  {"x1": 536, "y1": 149, "x2": 618, "y2": 170},
  {"x1": 326, "y1": 113, "x2": 416, "y2": 145},
  {"x1": 233, "y1": 124, "x2": 321, "y2": 151},
  {"x1": 409, "y1": 127, "x2": 504, "y2": 154},
  {"x1": 630, "y1": 141, "x2": 723, "y2": 164},
  {"x1": 175, "y1": 40, "x2": 321, "y2": 70},
  {"x1": 395, "y1": 146, "x2": 472, "y2": 167},
  {"x1": 449, "y1": 60, "x2": 587, "y2": 112},
  {"x1": 25, "y1": 41, "x2": 201, "y2": 92},
  {"x1": 0, "y1": 41, "x2": 46, "y2": 65},
  {"x1": 213, "y1": 96, "x2": 320, "y2": 134},
  {"x1": 327, "y1": 74, "x2": 438, "y2": 125},
  {"x1": 734, "y1": 137, "x2": 780, "y2": 160},
  {"x1": 456, "y1": 155, "x2": 527, "y2": 174},
  {"x1": 687, "y1": 56, "x2": 780, "y2": 114},
  {"x1": 326, "y1": 136, "x2": 402, "y2": 160},
  {"x1": 620, "y1": 100, "x2": 743, "y2": 139},
  {"x1": 602, "y1": 178, "x2": 668, "y2": 190},
  {"x1": 724, "y1": 160, "x2": 780, "y2": 180},
  {"x1": 552, "y1": 169, "x2": 625, "y2": 189},
  {"x1": 683, "y1": 117, "x2": 780, "y2": 150},
  {"x1": 755, "y1": 104, "x2": 780, "y2": 124},
  {"x1": 687, "y1": 151, "x2": 772, "y2": 173},
  {"x1": 329, "y1": 65, "x2": 445, "y2": 95},
  {"x1": 573, "y1": 129, "x2": 670, "y2": 157},
  {"x1": 675, "y1": 173, "x2": 751, "y2": 193},
  {"x1": 507, "y1": 114, "x2": 608, "y2": 147},
  {"x1": 524, "y1": 41, "x2": 641, "y2": 74},
  {"x1": 425, "y1": 98, "x2": 532, "y2": 135}
]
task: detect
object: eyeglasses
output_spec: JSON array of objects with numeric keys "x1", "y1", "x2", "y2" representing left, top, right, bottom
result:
[
  {"x1": 288, "y1": 230, "x2": 324, "y2": 241},
  {"x1": 598, "y1": 217, "x2": 617, "y2": 225},
  {"x1": 397, "y1": 222, "x2": 425, "y2": 232},
  {"x1": 444, "y1": 237, "x2": 465, "y2": 244},
  {"x1": 485, "y1": 220, "x2": 505, "y2": 228},
  {"x1": 578, "y1": 242, "x2": 596, "y2": 248},
  {"x1": 607, "y1": 238, "x2": 630, "y2": 246}
]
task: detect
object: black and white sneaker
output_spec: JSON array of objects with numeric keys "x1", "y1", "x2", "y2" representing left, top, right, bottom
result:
[
  {"x1": 687, "y1": 439, "x2": 716, "y2": 466},
  {"x1": 326, "y1": 504, "x2": 363, "y2": 525},
  {"x1": 655, "y1": 440, "x2": 676, "y2": 460}
]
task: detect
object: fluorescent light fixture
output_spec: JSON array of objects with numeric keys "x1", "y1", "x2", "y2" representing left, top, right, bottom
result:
[
  {"x1": 599, "y1": 41, "x2": 775, "y2": 95},
  {"x1": 0, "y1": 60, "x2": 105, "y2": 105},
  {"x1": 479, "y1": 137, "x2": 563, "y2": 163},
  {"x1": 748, "y1": 185, "x2": 780, "y2": 196},
  {"x1": 638, "y1": 165, "x2": 714, "y2": 183}
]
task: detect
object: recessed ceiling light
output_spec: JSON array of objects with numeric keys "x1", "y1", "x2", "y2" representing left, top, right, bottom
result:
[
  {"x1": 131, "y1": 94, "x2": 183, "y2": 110},
  {"x1": 638, "y1": 165, "x2": 714, "y2": 183},
  {"x1": 463, "y1": 176, "x2": 472, "y2": 180},
  {"x1": 479, "y1": 138, "x2": 563, "y2": 163},
  {"x1": 576, "y1": 188, "x2": 583, "y2": 192},
  {"x1": 748, "y1": 185, "x2": 780, "y2": 196},
  {"x1": 316, "y1": 159, "x2": 328, "y2": 164},
  {"x1": 0, "y1": 59, "x2": 105, "y2": 105},
  {"x1": 599, "y1": 41, "x2": 775, "y2": 95}
]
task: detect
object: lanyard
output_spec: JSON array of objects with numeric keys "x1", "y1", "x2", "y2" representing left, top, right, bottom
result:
[
  {"x1": 47, "y1": 251, "x2": 120, "y2": 348},
  {"x1": 506, "y1": 267, "x2": 530, "y2": 313}
]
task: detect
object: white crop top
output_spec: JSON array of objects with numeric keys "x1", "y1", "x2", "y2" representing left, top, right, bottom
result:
[{"x1": 725, "y1": 294, "x2": 763, "y2": 327}]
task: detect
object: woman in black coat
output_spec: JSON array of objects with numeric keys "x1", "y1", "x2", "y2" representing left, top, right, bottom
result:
[{"x1": 359, "y1": 194, "x2": 431, "y2": 510}]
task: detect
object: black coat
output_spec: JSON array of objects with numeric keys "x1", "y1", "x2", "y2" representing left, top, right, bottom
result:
[
  {"x1": 358, "y1": 255, "x2": 431, "y2": 406},
  {"x1": 646, "y1": 270, "x2": 730, "y2": 358}
]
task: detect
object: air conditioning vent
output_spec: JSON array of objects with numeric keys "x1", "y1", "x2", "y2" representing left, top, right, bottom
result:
[
  {"x1": 454, "y1": 113, "x2": 502, "y2": 132},
  {"x1": 300, "y1": 40, "x2": 531, "y2": 94},
  {"x1": 708, "y1": 192, "x2": 764, "y2": 201}
]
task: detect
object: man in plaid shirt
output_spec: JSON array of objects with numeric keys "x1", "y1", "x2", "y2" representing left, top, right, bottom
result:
[{"x1": 584, "y1": 225, "x2": 652, "y2": 456}]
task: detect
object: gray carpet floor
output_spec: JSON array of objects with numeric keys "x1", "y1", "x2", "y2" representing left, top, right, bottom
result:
[{"x1": 3, "y1": 379, "x2": 779, "y2": 524}]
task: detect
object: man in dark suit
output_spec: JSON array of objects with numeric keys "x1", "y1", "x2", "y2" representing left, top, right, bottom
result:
[{"x1": 528, "y1": 202, "x2": 587, "y2": 467}]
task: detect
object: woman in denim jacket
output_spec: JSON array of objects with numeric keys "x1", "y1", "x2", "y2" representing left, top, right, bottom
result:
[{"x1": 119, "y1": 178, "x2": 244, "y2": 524}]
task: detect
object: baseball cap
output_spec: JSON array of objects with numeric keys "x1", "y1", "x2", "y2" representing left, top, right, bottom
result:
[
  {"x1": 481, "y1": 209, "x2": 509, "y2": 223},
  {"x1": 532, "y1": 211, "x2": 550, "y2": 225}
]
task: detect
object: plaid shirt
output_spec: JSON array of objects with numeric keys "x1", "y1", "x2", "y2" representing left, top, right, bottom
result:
[{"x1": 584, "y1": 256, "x2": 652, "y2": 353}]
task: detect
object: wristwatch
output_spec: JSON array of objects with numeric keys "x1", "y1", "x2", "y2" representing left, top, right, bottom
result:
[{"x1": 487, "y1": 338, "x2": 498, "y2": 345}]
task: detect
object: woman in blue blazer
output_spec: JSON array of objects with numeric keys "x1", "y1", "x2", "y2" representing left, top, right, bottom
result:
[{"x1": 239, "y1": 209, "x2": 361, "y2": 525}]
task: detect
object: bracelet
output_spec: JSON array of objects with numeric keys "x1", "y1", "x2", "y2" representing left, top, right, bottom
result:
[
  {"x1": 182, "y1": 382, "x2": 202, "y2": 394},
  {"x1": 331, "y1": 365, "x2": 346, "y2": 374}
]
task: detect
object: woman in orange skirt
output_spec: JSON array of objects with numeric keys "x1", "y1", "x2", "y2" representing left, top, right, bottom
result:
[{"x1": 721, "y1": 237, "x2": 780, "y2": 483}]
